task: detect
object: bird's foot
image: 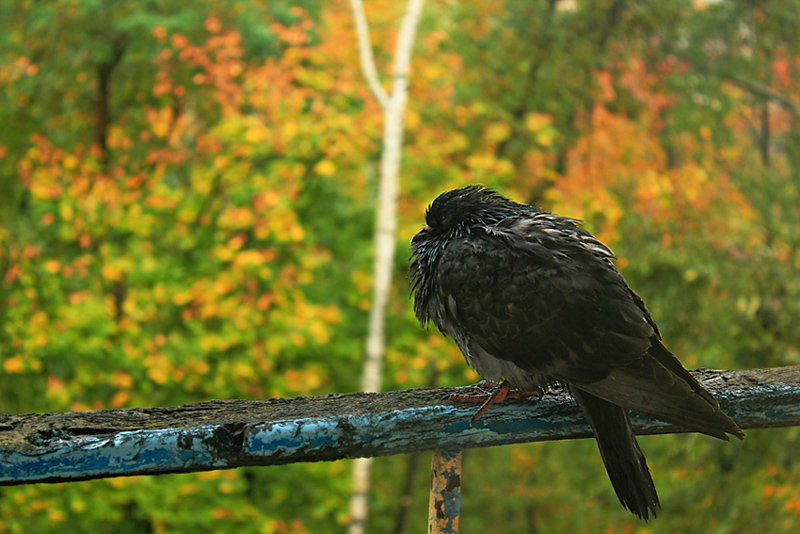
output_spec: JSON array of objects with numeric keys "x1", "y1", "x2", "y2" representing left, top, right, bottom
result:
[
  {"x1": 446, "y1": 379, "x2": 498, "y2": 402},
  {"x1": 448, "y1": 380, "x2": 544, "y2": 424}
]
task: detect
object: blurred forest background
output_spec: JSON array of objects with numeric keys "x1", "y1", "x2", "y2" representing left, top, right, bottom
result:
[{"x1": 1, "y1": 0, "x2": 800, "y2": 532}]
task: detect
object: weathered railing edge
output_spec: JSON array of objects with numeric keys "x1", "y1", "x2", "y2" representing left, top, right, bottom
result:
[{"x1": 0, "y1": 366, "x2": 798, "y2": 486}]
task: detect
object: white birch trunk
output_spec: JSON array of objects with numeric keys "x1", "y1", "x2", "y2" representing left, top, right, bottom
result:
[{"x1": 346, "y1": 0, "x2": 426, "y2": 532}]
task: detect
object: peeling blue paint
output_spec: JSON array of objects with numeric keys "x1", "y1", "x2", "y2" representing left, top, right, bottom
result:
[{"x1": 0, "y1": 377, "x2": 798, "y2": 485}]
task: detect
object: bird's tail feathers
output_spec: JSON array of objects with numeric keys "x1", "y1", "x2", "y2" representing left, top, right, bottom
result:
[{"x1": 571, "y1": 387, "x2": 660, "y2": 521}]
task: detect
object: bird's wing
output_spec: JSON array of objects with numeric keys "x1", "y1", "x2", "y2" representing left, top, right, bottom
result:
[
  {"x1": 573, "y1": 339, "x2": 744, "y2": 440},
  {"x1": 432, "y1": 214, "x2": 655, "y2": 382}
]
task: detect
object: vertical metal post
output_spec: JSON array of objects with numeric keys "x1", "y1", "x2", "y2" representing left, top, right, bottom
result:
[{"x1": 427, "y1": 449, "x2": 462, "y2": 534}]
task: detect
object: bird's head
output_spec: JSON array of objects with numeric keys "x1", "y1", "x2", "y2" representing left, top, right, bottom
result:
[
  {"x1": 409, "y1": 185, "x2": 521, "y2": 325},
  {"x1": 413, "y1": 184, "x2": 518, "y2": 245}
]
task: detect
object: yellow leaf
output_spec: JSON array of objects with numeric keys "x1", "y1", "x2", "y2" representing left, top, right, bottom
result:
[
  {"x1": 535, "y1": 129, "x2": 555, "y2": 147},
  {"x1": 63, "y1": 155, "x2": 79, "y2": 171},
  {"x1": 233, "y1": 250, "x2": 264, "y2": 268},
  {"x1": 153, "y1": 283, "x2": 166, "y2": 303},
  {"x1": 309, "y1": 320, "x2": 329, "y2": 344},
  {"x1": 213, "y1": 156, "x2": 229, "y2": 170},
  {"x1": 314, "y1": 160, "x2": 336, "y2": 177},
  {"x1": 411, "y1": 355, "x2": 427, "y2": 370},
  {"x1": 200, "y1": 301, "x2": 220, "y2": 319},
  {"x1": 200, "y1": 335, "x2": 217, "y2": 351},
  {"x1": 213, "y1": 277, "x2": 233, "y2": 295},
  {"x1": 31, "y1": 311, "x2": 47, "y2": 327},
  {"x1": 214, "y1": 245, "x2": 235, "y2": 262},
  {"x1": 466, "y1": 153, "x2": 496, "y2": 171},
  {"x1": 406, "y1": 109, "x2": 421, "y2": 131},
  {"x1": 48, "y1": 509, "x2": 64, "y2": 522},
  {"x1": 145, "y1": 354, "x2": 170, "y2": 384},
  {"x1": 3, "y1": 355, "x2": 24, "y2": 373},
  {"x1": 59, "y1": 203, "x2": 74, "y2": 221},
  {"x1": 70, "y1": 500, "x2": 87, "y2": 513},
  {"x1": 218, "y1": 207, "x2": 254, "y2": 230},
  {"x1": 245, "y1": 125, "x2": 268, "y2": 144},
  {"x1": 485, "y1": 122, "x2": 510, "y2": 143},
  {"x1": 178, "y1": 209, "x2": 195, "y2": 223},
  {"x1": 172, "y1": 290, "x2": 193, "y2": 306},
  {"x1": 229, "y1": 234, "x2": 246, "y2": 250},
  {"x1": 282, "y1": 121, "x2": 298, "y2": 138},
  {"x1": 525, "y1": 112, "x2": 552, "y2": 133},
  {"x1": 110, "y1": 390, "x2": 130, "y2": 408},
  {"x1": 44, "y1": 260, "x2": 60, "y2": 274},
  {"x1": 151, "y1": 109, "x2": 171, "y2": 138},
  {"x1": 289, "y1": 224, "x2": 305, "y2": 242},
  {"x1": 258, "y1": 267, "x2": 273, "y2": 280},
  {"x1": 101, "y1": 264, "x2": 123, "y2": 281},
  {"x1": 233, "y1": 361, "x2": 256, "y2": 380},
  {"x1": 112, "y1": 371, "x2": 133, "y2": 388}
]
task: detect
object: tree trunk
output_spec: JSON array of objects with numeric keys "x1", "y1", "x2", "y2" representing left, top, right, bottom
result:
[
  {"x1": 95, "y1": 37, "x2": 126, "y2": 172},
  {"x1": 346, "y1": 0, "x2": 426, "y2": 532}
]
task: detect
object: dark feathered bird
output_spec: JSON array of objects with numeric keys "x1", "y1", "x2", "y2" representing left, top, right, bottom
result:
[{"x1": 409, "y1": 185, "x2": 743, "y2": 520}]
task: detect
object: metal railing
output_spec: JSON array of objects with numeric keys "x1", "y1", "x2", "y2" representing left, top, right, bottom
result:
[{"x1": 1, "y1": 367, "x2": 799, "y2": 532}]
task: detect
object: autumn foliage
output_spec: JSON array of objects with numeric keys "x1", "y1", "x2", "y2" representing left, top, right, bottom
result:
[{"x1": 1, "y1": 1, "x2": 800, "y2": 533}]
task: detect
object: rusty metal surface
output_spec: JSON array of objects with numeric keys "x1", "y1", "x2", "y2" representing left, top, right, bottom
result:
[
  {"x1": 0, "y1": 367, "x2": 797, "y2": 485},
  {"x1": 428, "y1": 450, "x2": 462, "y2": 534}
]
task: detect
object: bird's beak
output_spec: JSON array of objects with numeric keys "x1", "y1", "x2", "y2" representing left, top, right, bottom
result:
[{"x1": 413, "y1": 225, "x2": 432, "y2": 241}]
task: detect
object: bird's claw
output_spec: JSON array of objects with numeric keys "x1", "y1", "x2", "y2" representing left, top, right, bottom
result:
[{"x1": 447, "y1": 380, "x2": 544, "y2": 423}]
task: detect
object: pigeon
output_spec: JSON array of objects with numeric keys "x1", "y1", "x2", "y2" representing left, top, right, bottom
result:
[{"x1": 409, "y1": 185, "x2": 743, "y2": 520}]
